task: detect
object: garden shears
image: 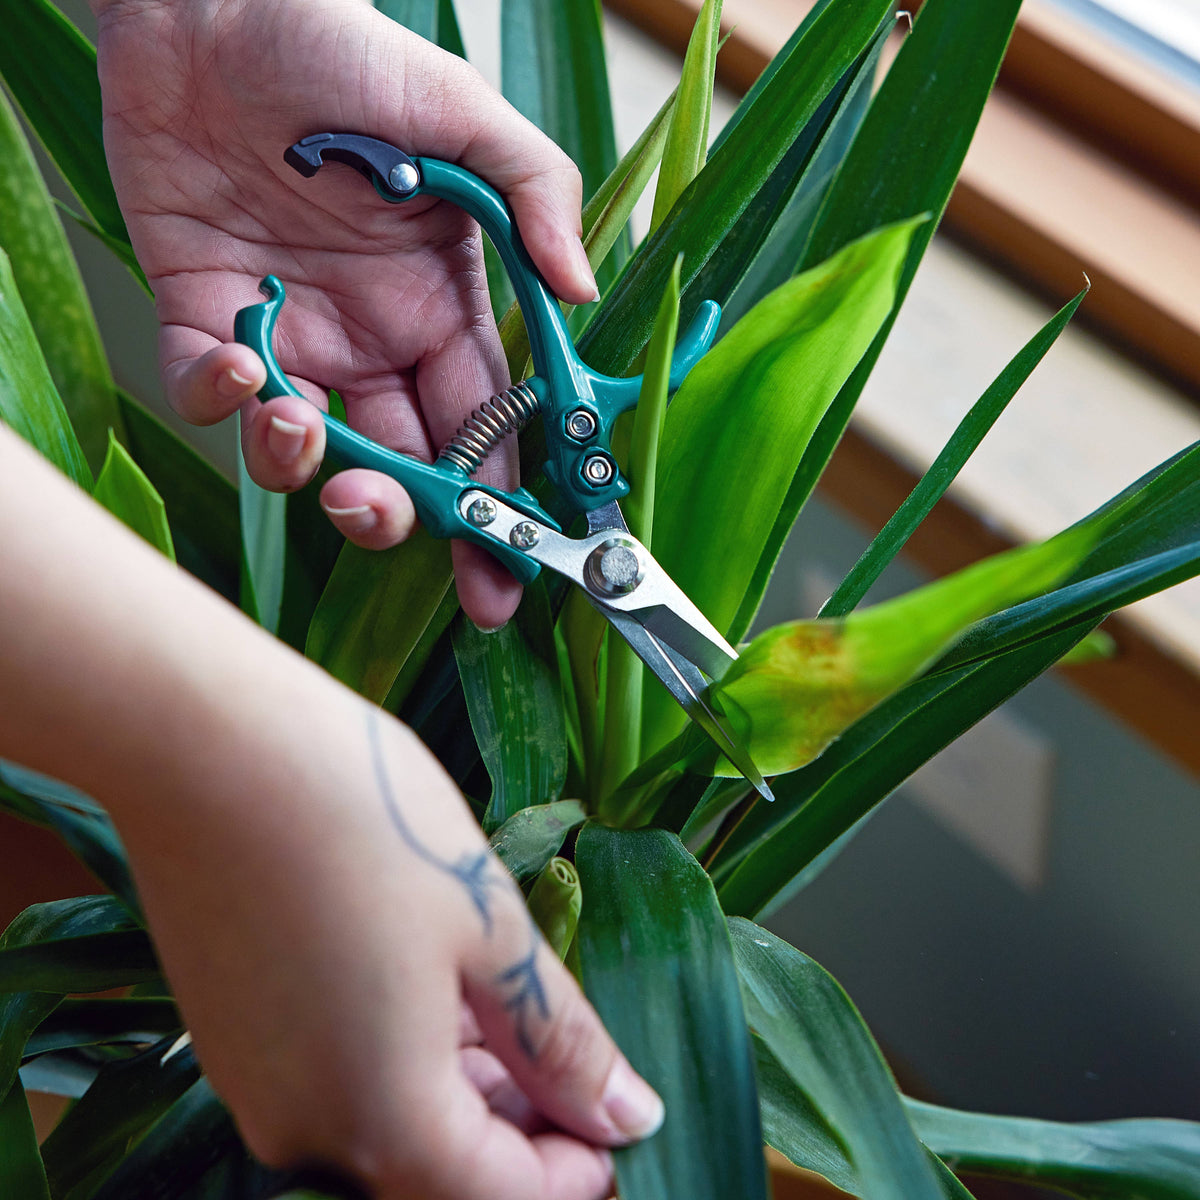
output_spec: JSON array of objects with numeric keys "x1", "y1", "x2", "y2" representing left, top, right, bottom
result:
[{"x1": 234, "y1": 132, "x2": 773, "y2": 802}]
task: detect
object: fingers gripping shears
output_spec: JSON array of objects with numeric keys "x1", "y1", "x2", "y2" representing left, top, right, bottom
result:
[{"x1": 234, "y1": 132, "x2": 773, "y2": 802}]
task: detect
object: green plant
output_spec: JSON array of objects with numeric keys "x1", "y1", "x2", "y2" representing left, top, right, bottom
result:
[{"x1": 2, "y1": 0, "x2": 1199, "y2": 1198}]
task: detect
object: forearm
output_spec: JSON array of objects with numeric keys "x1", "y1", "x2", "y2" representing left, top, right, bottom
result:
[{"x1": 0, "y1": 424, "x2": 372, "y2": 844}]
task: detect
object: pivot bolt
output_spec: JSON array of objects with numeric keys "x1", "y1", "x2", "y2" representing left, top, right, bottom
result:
[
  {"x1": 388, "y1": 162, "x2": 420, "y2": 192},
  {"x1": 466, "y1": 497, "x2": 497, "y2": 527},
  {"x1": 510, "y1": 522, "x2": 540, "y2": 549},
  {"x1": 582, "y1": 453, "x2": 615, "y2": 487},
  {"x1": 565, "y1": 409, "x2": 598, "y2": 442},
  {"x1": 585, "y1": 538, "x2": 643, "y2": 596}
]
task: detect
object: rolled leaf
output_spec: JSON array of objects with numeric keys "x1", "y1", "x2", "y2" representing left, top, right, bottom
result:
[
  {"x1": 650, "y1": 0, "x2": 721, "y2": 230},
  {"x1": 696, "y1": 520, "x2": 1097, "y2": 777},
  {"x1": 452, "y1": 583, "x2": 567, "y2": 830},
  {"x1": 0, "y1": 247, "x2": 91, "y2": 488},
  {"x1": 730, "y1": 919, "x2": 944, "y2": 1200},
  {"x1": 0, "y1": 87, "x2": 122, "y2": 471},
  {"x1": 93, "y1": 430, "x2": 176, "y2": 560},
  {"x1": 488, "y1": 799, "x2": 586, "y2": 883},
  {"x1": 576, "y1": 823, "x2": 767, "y2": 1200},
  {"x1": 526, "y1": 857, "x2": 582, "y2": 960},
  {"x1": 238, "y1": 451, "x2": 287, "y2": 633}
]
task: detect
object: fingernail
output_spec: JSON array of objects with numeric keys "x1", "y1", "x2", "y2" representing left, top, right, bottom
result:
[
  {"x1": 602, "y1": 1059, "x2": 664, "y2": 1142},
  {"x1": 471, "y1": 619, "x2": 509, "y2": 635},
  {"x1": 267, "y1": 415, "x2": 307, "y2": 463},
  {"x1": 574, "y1": 238, "x2": 600, "y2": 302},
  {"x1": 322, "y1": 502, "x2": 376, "y2": 533},
  {"x1": 216, "y1": 366, "x2": 256, "y2": 398}
]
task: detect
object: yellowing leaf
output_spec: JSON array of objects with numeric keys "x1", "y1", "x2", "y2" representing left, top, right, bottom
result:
[{"x1": 700, "y1": 522, "x2": 1100, "y2": 777}]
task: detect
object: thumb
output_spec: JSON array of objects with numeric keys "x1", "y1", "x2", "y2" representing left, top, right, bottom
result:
[
  {"x1": 464, "y1": 927, "x2": 664, "y2": 1147},
  {"x1": 367, "y1": 13, "x2": 599, "y2": 303}
]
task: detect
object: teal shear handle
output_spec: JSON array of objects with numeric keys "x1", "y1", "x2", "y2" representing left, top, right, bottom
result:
[
  {"x1": 233, "y1": 276, "x2": 552, "y2": 585},
  {"x1": 233, "y1": 133, "x2": 720, "y2": 576}
]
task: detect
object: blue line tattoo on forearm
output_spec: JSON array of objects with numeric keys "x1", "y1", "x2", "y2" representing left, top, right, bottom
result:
[{"x1": 367, "y1": 712, "x2": 550, "y2": 1058}]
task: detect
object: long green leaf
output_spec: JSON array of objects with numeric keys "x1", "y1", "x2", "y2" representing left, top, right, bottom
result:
[
  {"x1": 41, "y1": 1036, "x2": 200, "y2": 1199},
  {"x1": 117, "y1": 393, "x2": 241, "y2": 597},
  {"x1": 731, "y1": 919, "x2": 944, "y2": 1200},
  {"x1": 306, "y1": 530, "x2": 453, "y2": 703},
  {"x1": 0, "y1": 930, "x2": 158, "y2": 998},
  {"x1": 728, "y1": 0, "x2": 1023, "y2": 644},
  {"x1": 0, "y1": 0, "x2": 132, "y2": 256},
  {"x1": 641, "y1": 219, "x2": 918, "y2": 754},
  {"x1": 0, "y1": 87, "x2": 122, "y2": 472},
  {"x1": 93, "y1": 430, "x2": 176, "y2": 560},
  {"x1": 691, "y1": 520, "x2": 1096, "y2": 778},
  {"x1": 753, "y1": 1037, "x2": 973, "y2": 1198},
  {"x1": 907, "y1": 1098, "x2": 1200, "y2": 1200},
  {"x1": 576, "y1": 823, "x2": 767, "y2": 1200},
  {"x1": 238, "y1": 451, "x2": 287, "y2": 634},
  {"x1": 501, "y1": 0, "x2": 622, "y2": 292},
  {"x1": 0, "y1": 1081, "x2": 51, "y2": 1200},
  {"x1": 0, "y1": 897, "x2": 140, "y2": 1099},
  {"x1": 823, "y1": 286, "x2": 1089, "y2": 617},
  {"x1": 714, "y1": 621, "x2": 1093, "y2": 917},
  {"x1": 577, "y1": 0, "x2": 893, "y2": 376},
  {"x1": 705, "y1": 16, "x2": 893, "y2": 333},
  {"x1": 0, "y1": 760, "x2": 138, "y2": 915},
  {"x1": 0, "y1": 247, "x2": 91, "y2": 488},
  {"x1": 650, "y1": 0, "x2": 721, "y2": 231},
  {"x1": 452, "y1": 582, "x2": 566, "y2": 831},
  {"x1": 24, "y1": 998, "x2": 180, "y2": 1059}
]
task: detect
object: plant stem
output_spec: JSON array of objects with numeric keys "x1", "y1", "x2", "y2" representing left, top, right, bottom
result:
[{"x1": 596, "y1": 260, "x2": 682, "y2": 811}]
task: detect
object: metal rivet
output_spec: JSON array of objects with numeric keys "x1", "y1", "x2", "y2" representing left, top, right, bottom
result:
[
  {"x1": 565, "y1": 409, "x2": 597, "y2": 442},
  {"x1": 582, "y1": 454, "x2": 615, "y2": 486},
  {"x1": 388, "y1": 162, "x2": 419, "y2": 192},
  {"x1": 510, "y1": 521, "x2": 540, "y2": 549},
  {"x1": 466, "y1": 497, "x2": 497, "y2": 527},
  {"x1": 585, "y1": 539, "x2": 643, "y2": 596}
]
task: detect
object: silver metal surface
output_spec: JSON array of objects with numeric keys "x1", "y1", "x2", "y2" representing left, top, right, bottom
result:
[
  {"x1": 466, "y1": 497, "x2": 497, "y2": 527},
  {"x1": 582, "y1": 453, "x2": 616, "y2": 486},
  {"x1": 457, "y1": 488, "x2": 772, "y2": 800},
  {"x1": 509, "y1": 521, "x2": 540, "y2": 549},
  {"x1": 388, "y1": 162, "x2": 419, "y2": 192},
  {"x1": 584, "y1": 539, "x2": 643, "y2": 596},
  {"x1": 438, "y1": 382, "x2": 540, "y2": 475},
  {"x1": 565, "y1": 409, "x2": 598, "y2": 441}
]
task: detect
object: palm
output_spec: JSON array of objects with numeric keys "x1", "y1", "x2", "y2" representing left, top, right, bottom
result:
[{"x1": 99, "y1": 0, "x2": 506, "y2": 461}]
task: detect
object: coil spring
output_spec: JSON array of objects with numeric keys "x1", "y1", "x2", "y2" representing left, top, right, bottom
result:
[{"x1": 437, "y1": 381, "x2": 541, "y2": 476}]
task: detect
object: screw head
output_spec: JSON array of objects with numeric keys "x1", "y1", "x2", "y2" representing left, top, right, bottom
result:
[
  {"x1": 466, "y1": 497, "x2": 497, "y2": 527},
  {"x1": 582, "y1": 453, "x2": 615, "y2": 487},
  {"x1": 388, "y1": 162, "x2": 420, "y2": 192},
  {"x1": 510, "y1": 521, "x2": 540, "y2": 549},
  {"x1": 565, "y1": 409, "x2": 598, "y2": 442},
  {"x1": 585, "y1": 538, "x2": 643, "y2": 596}
]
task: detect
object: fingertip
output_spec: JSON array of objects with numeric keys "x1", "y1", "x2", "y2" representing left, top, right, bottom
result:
[
  {"x1": 242, "y1": 396, "x2": 325, "y2": 491},
  {"x1": 168, "y1": 343, "x2": 267, "y2": 426},
  {"x1": 319, "y1": 471, "x2": 418, "y2": 548},
  {"x1": 452, "y1": 542, "x2": 523, "y2": 631}
]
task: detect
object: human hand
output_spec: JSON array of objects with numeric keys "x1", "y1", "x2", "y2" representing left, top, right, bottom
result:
[
  {"x1": 118, "y1": 703, "x2": 659, "y2": 1200},
  {"x1": 92, "y1": 0, "x2": 598, "y2": 628}
]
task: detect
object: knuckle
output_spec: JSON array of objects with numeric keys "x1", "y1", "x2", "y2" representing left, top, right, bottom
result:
[{"x1": 526, "y1": 984, "x2": 608, "y2": 1094}]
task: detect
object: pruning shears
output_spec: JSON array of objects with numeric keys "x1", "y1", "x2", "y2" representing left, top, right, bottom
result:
[{"x1": 234, "y1": 132, "x2": 773, "y2": 802}]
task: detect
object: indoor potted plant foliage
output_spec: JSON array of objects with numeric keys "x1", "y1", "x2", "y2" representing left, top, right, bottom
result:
[{"x1": 2, "y1": 0, "x2": 1200, "y2": 1197}]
